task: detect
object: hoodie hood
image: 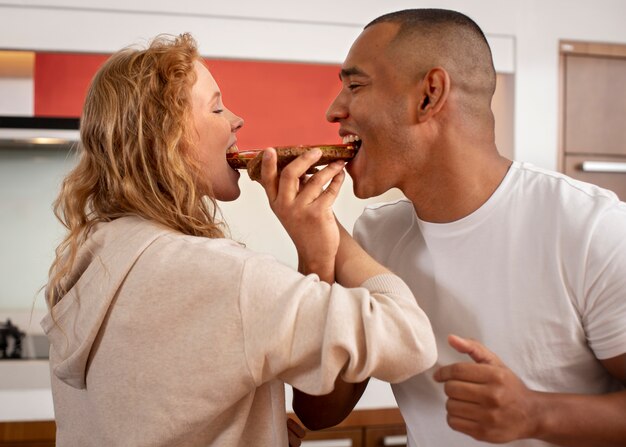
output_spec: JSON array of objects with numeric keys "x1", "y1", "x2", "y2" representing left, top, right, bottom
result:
[{"x1": 41, "y1": 216, "x2": 170, "y2": 389}]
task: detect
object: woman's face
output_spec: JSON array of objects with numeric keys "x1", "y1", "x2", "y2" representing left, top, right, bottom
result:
[{"x1": 190, "y1": 60, "x2": 244, "y2": 201}]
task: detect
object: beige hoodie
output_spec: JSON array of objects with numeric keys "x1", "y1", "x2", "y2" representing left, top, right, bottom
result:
[{"x1": 42, "y1": 216, "x2": 436, "y2": 446}]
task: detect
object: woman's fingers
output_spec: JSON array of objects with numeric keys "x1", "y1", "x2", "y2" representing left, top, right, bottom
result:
[
  {"x1": 299, "y1": 161, "x2": 346, "y2": 206},
  {"x1": 277, "y1": 149, "x2": 323, "y2": 203},
  {"x1": 259, "y1": 147, "x2": 278, "y2": 201},
  {"x1": 261, "y1": 148, "x2": 346, "y2": 210}
]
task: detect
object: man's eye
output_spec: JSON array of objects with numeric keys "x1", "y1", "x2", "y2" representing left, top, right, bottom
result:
[{"x1": 348, "y1": 83, "x2": 362, "y2": 91}]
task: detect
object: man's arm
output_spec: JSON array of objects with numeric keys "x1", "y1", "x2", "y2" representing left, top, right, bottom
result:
[
  {"x1": 532, "y1": 353, "x2": 626, "y2": 447},
  {"x1": 293, "y1": 376, "x2": 369, "y2": 430},
  {"x1": 262, "y1": 153, "x2": 433, "y2": 430},
  {"x1": 293, "y1": 224, "x2": 396, "y2": 429},
  {"x1": 434, "y1": 335, "x2": 626, "y2": 446}
]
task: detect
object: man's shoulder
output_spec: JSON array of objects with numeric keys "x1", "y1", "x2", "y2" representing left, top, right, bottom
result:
[
  {"x1": 354, "y1": 198, "x2": 415, "y2": 242},
  {"x1": 360, "y1": 197, "x2": 414, "y2": 221},
  {"x1": 514, "y1": 161, "x2": 621, "y2": 205}
]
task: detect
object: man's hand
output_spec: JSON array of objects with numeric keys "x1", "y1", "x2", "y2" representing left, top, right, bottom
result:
[
  {"x1": 287, "y1": 418, "x2": 306, "y2": 446},
  {"x1": 259, "y1": 147, "x2": 346, "y2": 282},
  {"x1": 433, "y1": 334, "x2": 540, "y2": 443}
]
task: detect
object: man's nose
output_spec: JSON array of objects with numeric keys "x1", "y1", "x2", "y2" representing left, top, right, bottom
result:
[{"x1": 326, "y1": 92, "x2": 348, "y2": 123}]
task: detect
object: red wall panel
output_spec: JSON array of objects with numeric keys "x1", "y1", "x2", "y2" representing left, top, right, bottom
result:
[
  {"x1": 33, "y1": 53, "x2": 342, "y2": 150},
  {"x1": 207, "y1": 59, "x2": 342, "y2": 149},
  {"x1": 34, "y1": 53, "x2": 109, "y2": 118}
]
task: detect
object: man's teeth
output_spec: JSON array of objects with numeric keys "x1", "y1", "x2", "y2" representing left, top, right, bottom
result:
[{"x1": 342, "y1": 135, "x2": 361, "y2": 145}]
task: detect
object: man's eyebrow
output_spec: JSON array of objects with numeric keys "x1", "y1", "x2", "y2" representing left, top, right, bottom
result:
[{"x1": 339, "y1": 66, "x2": 367, "y2": 80}]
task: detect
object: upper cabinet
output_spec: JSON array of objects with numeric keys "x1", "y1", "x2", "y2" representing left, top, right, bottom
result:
[
  {"x1": 0, "y1": 52, "x2": 345, "y2": 149},
  {"x1": 0, "y1": 51, "x2": 35, "y2": 116},
  {"x1": 559, "y1": 40, "x2": 626, "y2": 199}
]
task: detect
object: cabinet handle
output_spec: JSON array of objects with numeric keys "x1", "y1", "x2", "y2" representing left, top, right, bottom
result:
[
  {"x1": 383, "y1": 435, "x2": 408, "y2": 446},
  {"x1": 580, "y1": 161, "x2": 626, "y2": 173},
  {"x1": 301, "y1": 440, "x2": 352, "y2": 447}
]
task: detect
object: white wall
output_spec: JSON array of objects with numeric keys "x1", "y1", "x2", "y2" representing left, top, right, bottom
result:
[{"x1": 0, "y1": 149, "x2": 75, "y2": 312}]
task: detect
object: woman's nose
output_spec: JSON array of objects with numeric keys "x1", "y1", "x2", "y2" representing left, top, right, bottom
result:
[{"x1": 227, "y1": 109, "x2": 244, "y2": 132}]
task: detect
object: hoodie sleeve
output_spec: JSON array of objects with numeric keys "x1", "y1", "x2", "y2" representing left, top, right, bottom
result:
[{"x1": 238, "y1": 253, "x2": 437, "y2": 396}]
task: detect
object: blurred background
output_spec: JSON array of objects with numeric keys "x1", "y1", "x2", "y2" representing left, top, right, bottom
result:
[{"x1": 1, "y1": 0, "x2": 625, "y2": 444}]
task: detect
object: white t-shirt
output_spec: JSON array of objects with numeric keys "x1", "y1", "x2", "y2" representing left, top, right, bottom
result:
[{"x1": 353, "y1": 161, "x2": 626, "y2": 447}]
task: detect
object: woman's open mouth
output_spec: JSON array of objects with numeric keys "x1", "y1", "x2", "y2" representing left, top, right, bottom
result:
[{"x1": 226, "y1": 143, "x2": 239, "y2": 155}]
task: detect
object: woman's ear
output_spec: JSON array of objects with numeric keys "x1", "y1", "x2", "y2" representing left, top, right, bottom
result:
[{"x1": 416, "y1": 67, "x2": 450, "y2": 122}]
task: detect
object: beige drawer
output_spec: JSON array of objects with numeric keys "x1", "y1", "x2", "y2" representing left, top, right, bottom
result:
[{"x1": 563, "y1": 54, "x2": 626, "y2": 156}]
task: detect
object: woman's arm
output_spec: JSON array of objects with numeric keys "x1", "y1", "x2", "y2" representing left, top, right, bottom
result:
[
  {"x1": 259, "y1": 147, "x2": 344, "y2": 283},
  {"x1": 257, "y1": 149, "x2": 435, "y2": 429},
  {"x1": 292, "y1": 224, "x2": 398, "y2": 429}
]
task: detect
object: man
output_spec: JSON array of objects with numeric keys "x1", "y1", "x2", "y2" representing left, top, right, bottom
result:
[{"x1": 292, "y1": 9, "x2": 626, "y2": 446}]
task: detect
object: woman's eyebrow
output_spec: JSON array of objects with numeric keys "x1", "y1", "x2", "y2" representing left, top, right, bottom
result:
[{"x1": 208, "y1": 91, "x2": 221, "y2": 105}]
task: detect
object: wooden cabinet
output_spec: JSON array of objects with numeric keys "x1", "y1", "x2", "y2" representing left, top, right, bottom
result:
[
  {"x1": 0, "y1": 421, "x2": 55, "y2": 447},
  {"x1": 364, "y1": 424, "x2": 407, "y2": 447},
  {"x1": 559, "y1": 40, "x2": 626, "y2": 199},
  {"x1": 299, "y1": 427, "x2": 363, "y2": 446},
  {"x1": 290, "y1": 408, "x2": 407, "y2": 447},
  {"x1": 1, "y1": 408, "x2": 407, "y2": 447}
]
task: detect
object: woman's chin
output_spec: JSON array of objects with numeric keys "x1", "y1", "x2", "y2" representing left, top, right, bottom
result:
[
  {"x1": 212, "y1": 168, "x2": 241, "y2": 201},
  {"x1": 214, "y1": 184, "x2": 241, "y2": 202},
  {"x1": 224, "y1": 189, "x2": 241, "y2": 202}
]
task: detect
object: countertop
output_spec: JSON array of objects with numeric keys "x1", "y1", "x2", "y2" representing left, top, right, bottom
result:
[{"x1": 0, "y1": 360, "x2": 398, "y2": 422}]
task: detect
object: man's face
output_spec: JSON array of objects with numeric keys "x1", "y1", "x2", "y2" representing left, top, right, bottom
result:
[{"x1": 326, "y1": 23, "x2": 419, "y2": 199}]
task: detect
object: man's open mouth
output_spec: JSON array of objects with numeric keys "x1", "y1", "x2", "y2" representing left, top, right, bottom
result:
[{"x1": 342, "y1": 134, "x2": 362, "y2": 150}]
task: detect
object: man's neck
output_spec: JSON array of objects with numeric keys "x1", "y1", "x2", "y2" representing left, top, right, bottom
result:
[{"x1": 403, "y1": 150, "x2": 512, "y2": 224}]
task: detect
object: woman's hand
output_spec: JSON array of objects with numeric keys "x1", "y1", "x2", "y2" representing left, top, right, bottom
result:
[{"x1": 259, "y1": 147, "x2": 346, "y2": 282}]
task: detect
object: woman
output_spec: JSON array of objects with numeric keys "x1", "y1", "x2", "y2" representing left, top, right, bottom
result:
[{"x1": 43, "y1": 33, "x2": 436, "y2": 446}]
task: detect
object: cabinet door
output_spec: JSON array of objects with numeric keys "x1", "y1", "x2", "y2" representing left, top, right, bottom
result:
[
  {"x1": 0, "y1": 421, "x2": 56, "y2": 447},
  {"x1": 564, "y1": 54, "x2": 626, "y2": 156},
  {"x1": 564, "y1": 154, "x2": 626, "y2": 199},
  {"x1": 364, "y1": 424, "x2": 407, "y2": 447},
  {"x1": 301, "y1": 428, "x2": 363, "y2": 447}
]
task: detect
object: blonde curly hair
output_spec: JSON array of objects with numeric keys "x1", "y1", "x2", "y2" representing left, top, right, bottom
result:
[{"x1": 47, "y1": 33, "x2": 227, "y2": 307}]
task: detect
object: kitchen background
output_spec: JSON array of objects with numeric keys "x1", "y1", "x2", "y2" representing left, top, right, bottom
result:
[{"x1": 1, "y1": 0, "x2": 625, "y2": 444}]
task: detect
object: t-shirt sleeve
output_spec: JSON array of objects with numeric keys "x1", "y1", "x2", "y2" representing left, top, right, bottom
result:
[
  {"x1": 237, "y1": 254, "x2": 436, "y2": 396},
  {"x1": 353, "y1": 210, "x2": 370, "y2": 248},
  {"x1": 582, "y1": 202, "x2": 626, "y2": 360},
  {"x1": 353, "y1": 200, "x2": 414, "y2": 265},
  {"x1": 353, "y1": 207, "x2": 388, "y2": 263}
]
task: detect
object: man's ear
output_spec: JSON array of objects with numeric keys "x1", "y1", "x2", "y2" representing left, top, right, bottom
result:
[{"x1": 416, "y1": 67, "x2": 450, "y2": 122}]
